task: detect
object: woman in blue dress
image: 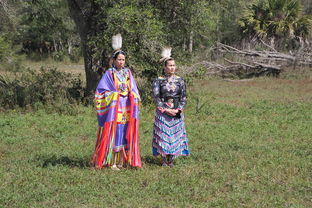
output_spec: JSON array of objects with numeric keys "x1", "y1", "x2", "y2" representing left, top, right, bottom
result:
[{"x1": 152, "y1": 56, "x2": 190, "y2": 167}]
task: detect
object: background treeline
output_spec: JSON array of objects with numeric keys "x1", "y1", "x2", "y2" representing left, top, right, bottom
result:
[
  {"x1": 1, "y1": 0, "x2": 311, "y2": 71},
  {"x1": 0, "y1": 0, "x2": 311, "y2": 109},
  {"x1": 0, "y1": 0, "x2": 80, "y2": 66}
]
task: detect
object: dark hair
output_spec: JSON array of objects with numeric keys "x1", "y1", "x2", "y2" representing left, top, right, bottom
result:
[
  {"x1": 164, "y1": 58, "x2": 174, "y2": 66},
  {"x1": 97, "y1": 66, "x2": 105, "y2": 76},
  {"x1": 112, "y1": 50, "x2": 127, "y2": 59}
]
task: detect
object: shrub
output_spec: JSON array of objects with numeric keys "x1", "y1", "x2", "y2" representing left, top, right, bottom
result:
[
  {"x1": 135, "y1": 76, "x2": 153, "y2": 105},
  {"x1": 68, "y1": 47, "x2": 81, "y2": 63},
  {"x1": 0, "y1": 36, "x2": 23, "y2": 72},
  {"x1": 0, "y1": 36, "x2": 10, "y2": 61},
  {"x1": 0, "y1": 67, "x2": 84, "y2": 113},
  {"x1": 52, "y1": 51, "x2": 66, "y2": 62}
]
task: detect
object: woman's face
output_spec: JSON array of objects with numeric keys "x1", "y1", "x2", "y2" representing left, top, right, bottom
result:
[
  {"x1": 114, "y1": 53, "x2": 125, "y2": 69},
  {"x1": 164, "y1": 60, "x2": 176, "y2": 75}
]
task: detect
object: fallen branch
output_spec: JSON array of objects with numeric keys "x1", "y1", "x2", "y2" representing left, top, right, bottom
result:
[
  {"x1": 180, "y1": 58, "x2": 281, "y2": 79},
  {"x1": 259, "y1": 39, "x2": 277, "y2": 52},
  {"x1": 215, "y1": 42, "x2": 312, "y2": 67}
]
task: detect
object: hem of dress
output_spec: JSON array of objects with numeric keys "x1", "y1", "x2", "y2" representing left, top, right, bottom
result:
[
  {"x1": 152, "y1": 144, "x2": 190, "y2": 157},
  {"x1": 113, "y1": 145, "x2": 127, "y2": 152}
]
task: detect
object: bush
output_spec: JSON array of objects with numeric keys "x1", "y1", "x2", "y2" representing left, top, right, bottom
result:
[
  {"x1": 68, "y1": 47, "x2": 82, "y2": 63},
  {"x1": 0, "y1": 36, "x2": 24, "y2": 72},
  {"x1": 52, "y1": 51, "x2": 66, "y2": 62},
  {"x1": 0, "y1": 67, "x2": 84, "y2": 114},
  {"x1": 0, "y1": 36, "x2": 10, "y2": 61},
  {"x1": 135, "y1": 76, "x2": 153, "y2": 104}
]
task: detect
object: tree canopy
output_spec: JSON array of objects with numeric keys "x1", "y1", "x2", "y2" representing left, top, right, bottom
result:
[
  {"x1": 0, "y1": 0, "x2": 311, "y2": 92},
  {"x1": 239, "y1": 0, "x2": 312, "y2": 48}
]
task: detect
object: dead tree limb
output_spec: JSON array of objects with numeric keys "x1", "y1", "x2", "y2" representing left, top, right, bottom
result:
[{"x1": 215, "y1": 42, "x2": 312, "y2": 67}]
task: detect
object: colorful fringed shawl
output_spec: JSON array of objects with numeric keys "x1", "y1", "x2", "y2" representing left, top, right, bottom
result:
[{"x1": 92, "y1": 67, "x2": 142, "y2": 168}]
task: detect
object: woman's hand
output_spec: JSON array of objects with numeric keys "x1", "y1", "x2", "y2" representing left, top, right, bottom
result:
[{"x1": 165, "y1": 108, "x2": 178, "y2": 116}]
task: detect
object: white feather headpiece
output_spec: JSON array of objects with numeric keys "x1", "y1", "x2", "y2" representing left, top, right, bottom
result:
[
  {"x1": 160, "y1": 47, "x2": 172, "y2": 63},
  {"x1": 112, "y1": 34, "x2": 122, "y2": 50}
]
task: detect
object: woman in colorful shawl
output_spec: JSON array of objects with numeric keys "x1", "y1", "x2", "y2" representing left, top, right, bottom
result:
[
  {"x1": 152, "y1": 57, "x2": 190, "y2": 167},
  {"x1": 92, "y1": 49, "x2": 142, "y2": 170}
]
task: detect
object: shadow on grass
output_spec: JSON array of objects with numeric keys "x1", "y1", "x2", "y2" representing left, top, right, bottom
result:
[
  {"x1": 141, "y1": 155, "x2": 161, "y2": 166},
  {"x1": 38, "y1": 155, "x2": 164, "y2": 168},
  {"x1": 37, "y1": 155, "x2": 91, "y2": 168}
]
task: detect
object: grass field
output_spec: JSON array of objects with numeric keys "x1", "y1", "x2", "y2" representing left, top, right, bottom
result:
[
  {"x1": 22, "y1": 60, "x2": 85, "y2": 75},
  {"x1": 0, "y1": 75, "x2": 311, "y2": 207}
]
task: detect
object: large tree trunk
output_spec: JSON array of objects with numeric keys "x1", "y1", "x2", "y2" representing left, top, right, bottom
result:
[{"x1": 66, "y1": 0, "x2": 99, "y2": 96}]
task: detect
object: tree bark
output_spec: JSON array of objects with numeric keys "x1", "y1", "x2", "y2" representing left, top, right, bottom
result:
[
  {"x1": 53, "y1": 38, "x2": 58, "y2": 52},
  {"x1": 189, "y1": 30, "x2": 193, "y2": 53},
  {"x1": 183, "y1": 38, "x2": 186, "y2": 51},
  {"x1": 68, "y1": 39, "x2": 72, "y2": 55},
  {"x1": 66, "y1": 0, "x2": 99, "y2": 96}
]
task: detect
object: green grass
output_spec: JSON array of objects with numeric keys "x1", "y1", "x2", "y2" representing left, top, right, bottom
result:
[{"x1": 1, "y1": 77, "x2": 311, "y2": 207}]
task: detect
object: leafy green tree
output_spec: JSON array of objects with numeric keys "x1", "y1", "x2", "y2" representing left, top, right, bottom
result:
[
  {"x1": 92, "y1": 0, "x2": 166, "y2": 77},
  {"x1": 150, "y1": 0, "x2": 218, "y2": 54},
  {"x1": 67, "y1": 0, "x2": 167, "y2": 93},
  {"x1": 17, "y1": 0, "x2": 78, "y2": 59},
  {"x1": 213, "y1": 0, "x2": 248, "y2": 44}
]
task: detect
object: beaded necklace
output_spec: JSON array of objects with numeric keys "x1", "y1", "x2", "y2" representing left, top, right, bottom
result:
[
  {"x1": 113, "y1": 67, "x2": 128, "y2": 83},
  {"x1": 113, "y1": 67, "x2": 129, "y2": 93},
  {"x1": 165, "y1": 74, "x2": 177, "y2": 92}
]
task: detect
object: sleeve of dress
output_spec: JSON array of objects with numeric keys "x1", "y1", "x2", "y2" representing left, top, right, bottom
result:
[
  {"x1": 177, "y1": 78, "x2": 187, "y2": 110},
  {"x1": 152, "y1": 78, "x2": 164, "y2": 108},
  {"x1": 95, "y1": 71, "x2": 113, "y2": 101},
  {"x1": 96, "y1": 69, "x2": 116, "y2": 93}
]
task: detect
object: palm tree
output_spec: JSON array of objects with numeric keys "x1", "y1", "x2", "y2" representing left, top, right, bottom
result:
[{"x1": 239, "y1": 0, "x2": 311, "y2": 48}]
